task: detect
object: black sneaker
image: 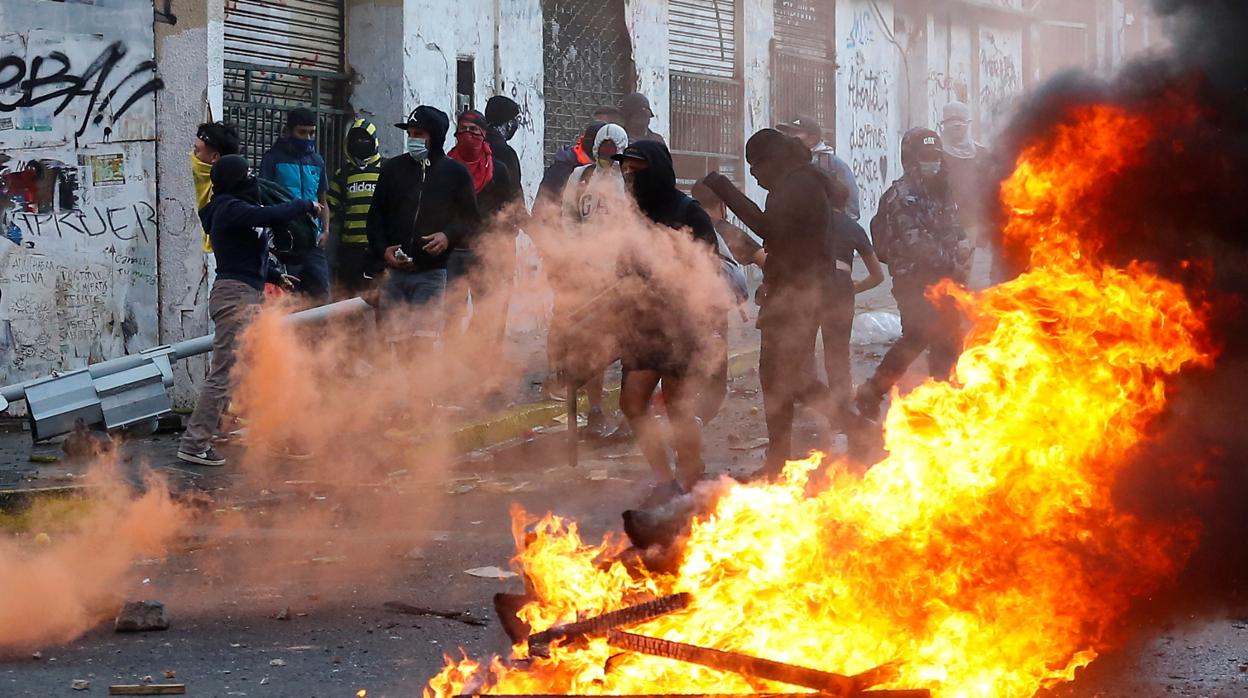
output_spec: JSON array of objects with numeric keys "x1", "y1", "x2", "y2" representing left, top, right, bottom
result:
[{"x1": 177, "y1": 447, "x2": 227, "y2": 467}]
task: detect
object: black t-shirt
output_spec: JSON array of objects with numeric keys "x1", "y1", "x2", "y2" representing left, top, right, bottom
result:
[{"x1": 832, "y1": 211, "x2": 874, "y2": 266}]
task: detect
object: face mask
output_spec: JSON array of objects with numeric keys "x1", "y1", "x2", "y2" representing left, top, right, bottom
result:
[
  {"x1": 455, "y1": 130, "x2": 485, "y2": 158},
  {"x1": 347, "y1": 137, "x2": 376, "y2": 162},
  {"x1": 407, "y1": 137, "x2": 429, "y2": 161},
  {"x1": 596, "y1": 141, "x2": 619, "y2": 168},
  {"x1": 919, "y1": 161, "x2": 943, "y2": 178},
  {"x1": 500, "y1": 119, "x2": 519, "y2": 141},
  {"x1": 293, "y1": 137, "x2": 316, "y2": 155}
]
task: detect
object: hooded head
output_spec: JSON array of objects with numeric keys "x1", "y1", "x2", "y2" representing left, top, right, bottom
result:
[
  {"x1": 745, "y1": 128, "x2": 811, "y2": 191},
  {"x1": 284, "y1": 108, "x2": 318, "y2": 155},
  {"x1": 394, "y1": 105, "x2": 451, "y2": 160},
  {"x1": 940, "y1": 102, "x2": 977, "y2": 159},
  {"x1": 485, "y1": 96, "x2": 521, "y2": 141},
  {"x1": 210, "y1": 154, "x2": 255, "y2": 197},
  {"x1": 620, "y1": 92, "x2": 655, "y2": 135},
  {"x1": 343, "y1": 118, "x2": 380, "y2": 166},
  {"x1": 614, "y1": 140, "x2": 679, "y2": 218},
  {"x1": 592, "y1": 123, "x2": 629, "y2": 167}
]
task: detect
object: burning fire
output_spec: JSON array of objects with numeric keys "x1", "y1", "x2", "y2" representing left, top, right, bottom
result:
[{"x1": 425, "y1": 104, "x2": 1213, "y2": 698}]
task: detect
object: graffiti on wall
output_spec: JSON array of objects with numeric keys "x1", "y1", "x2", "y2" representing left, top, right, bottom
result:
[
  {"x1": 0, "y1": 1, "x2": 159, "y2": 388},
  {"x1": 977, "y1": 27, "x2": 1022, "y2": 141},
  {"x1": 927, "y1": 68, "x2": 970, "y2": 128},
  {"x1": 839, "y1": 3, "x2": 895, "y2": 225}
]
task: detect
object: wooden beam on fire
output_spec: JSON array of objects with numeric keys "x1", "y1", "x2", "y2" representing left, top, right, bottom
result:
[
  {"x1": 527, "y1": 593, "x2": 692, "y2": 658},
  {"x1": 607, "y1": 631, "x2": 899, "y2": 698},
  {"x1": 455, "y1": 693, "x2": 931, "y2": 698}
]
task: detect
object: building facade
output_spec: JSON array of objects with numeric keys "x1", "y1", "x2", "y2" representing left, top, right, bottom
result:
[{"x1": 0, "y1": 0, "x2": 1156, "y2": 405}]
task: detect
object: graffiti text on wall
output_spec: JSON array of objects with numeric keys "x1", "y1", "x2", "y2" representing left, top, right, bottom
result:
[{"x1": 0, "y1": 41, "x2": 164, "y2": 140}]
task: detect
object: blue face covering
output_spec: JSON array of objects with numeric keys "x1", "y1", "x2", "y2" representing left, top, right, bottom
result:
[
  {"x1": 407, "y1": 137, "x2": 429, "y2": 162},
  {"x1": 293, "y1": 137, "x2": 316, "y2": 155}
]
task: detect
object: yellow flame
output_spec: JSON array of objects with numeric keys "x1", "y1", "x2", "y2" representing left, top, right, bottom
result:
[{"x1": 425, "y1": 104, "x2": 1212, "y2": 698}]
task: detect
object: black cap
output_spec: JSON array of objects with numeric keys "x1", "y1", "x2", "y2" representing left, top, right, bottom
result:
[
  {"x1": 485, "y1": 96, "x2": 520, "y2": 126},
  {"x1": 611, "y1": 144, "x2": 649, "y2": 163},
  {"x1": 287, "y1": 107, "x2": 317, "y2": 129},
  {"x1": 777, "y1": 114, "x2": 821, "y2": 137},
  {"x1": 620, "y1": 93, "x2": 654, "y2": 118},
  {"x1": 395, "y1": 106, "x2": 444, "y2": 132}
]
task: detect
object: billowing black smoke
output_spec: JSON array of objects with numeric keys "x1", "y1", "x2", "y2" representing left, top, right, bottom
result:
[{"x1": 992, "y1": 0, "x2": 1248, "y2": 603}]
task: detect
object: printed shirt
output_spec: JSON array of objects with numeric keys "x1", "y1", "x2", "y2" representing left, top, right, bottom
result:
[
  {"x1": 870, "y1": 174, "x2": 973, "y2": 282},
  {"x1": 328, "y1": 158, "x2": 384, "y2": 245}
]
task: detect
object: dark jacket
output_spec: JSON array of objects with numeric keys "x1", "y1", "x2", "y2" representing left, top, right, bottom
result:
[
  {"x1": 627, "y1": 140, "x2": 716, "y2": 248},
  {"x1": 486, "y1": 128, "x2": 524, "y2": 204},
  {"x1": 459, "y1": 158, "x2": 514, "y2": 249},
  {"x1": 537, "y1": 143, "x2": 589, "y2": 205},
  {"x1": 201, "y1": 191, "x2": 315, "y2": 291},
  {"x1": 871, "y1": 171, "x2": 971, "y2": 283},
  {"x1": 366, "y1": 108, "x2": 482, "y2": 271}
]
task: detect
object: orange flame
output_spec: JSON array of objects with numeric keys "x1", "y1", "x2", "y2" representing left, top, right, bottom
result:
[{"x1": 425, "y1": 104, "x2": 1213, "y2": 698}]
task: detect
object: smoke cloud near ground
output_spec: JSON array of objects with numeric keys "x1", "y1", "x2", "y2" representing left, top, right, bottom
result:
[
  {"x1": 0, "y1": 459, "x2": 187, "y2": 652},
  {"x1": 991, "y1": 0, "x2": 1248, "y2": 596}
]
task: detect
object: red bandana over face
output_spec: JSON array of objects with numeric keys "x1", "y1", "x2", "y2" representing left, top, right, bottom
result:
[{"x1": 450, "y1": 125, "x2": 494, "y2": 193}]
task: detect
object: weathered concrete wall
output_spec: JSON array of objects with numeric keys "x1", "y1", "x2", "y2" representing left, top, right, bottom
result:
[
  {"x1": 740, "y1": 0, "x2": 773, "y2": 204},
  {"x1": 836, "y1": 0, "x2": 899, "y2": 227},
  {"x1": 0, "y1": 0, "x2": 162, "y2": 390},
  {"x1": 976, "y1": 23, "x2": 1023, "y2": 141},
  {"x1": 625, "y1": 0, "x2": 671, "y2": 141},
  {"x1": 495, "y1": 0, "x2": 545, "y2": 208},
  {"x1": 155, "y1": 0, "x2": 222, "y2": 407},
  {"x1": 345, "y1": 0, "x2": 405, "y2": 157}
]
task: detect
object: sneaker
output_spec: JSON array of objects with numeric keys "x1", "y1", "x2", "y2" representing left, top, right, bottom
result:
[{"x1": 178, "y1": 447, "x2": 227, "y2": 467}]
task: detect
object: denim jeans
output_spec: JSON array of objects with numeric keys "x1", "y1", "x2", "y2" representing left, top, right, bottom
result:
[{"x1": 381, "y1": 268, "x2": 448, "y2": 340}]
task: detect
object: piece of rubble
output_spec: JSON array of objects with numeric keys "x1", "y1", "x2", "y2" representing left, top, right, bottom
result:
[
  {"x1": 115, "y1": 601, "x2": 170, "y2": 632},
  {"x1": 270, "y1": 658, "x2": 287, "y2": 667},
  {"x1": 107, "y1": 684, "x2": 186, "y2": 695},
  {"x1": 273, "y1": 607, "x2": 291, "y2": 621},
  {"x1": 464, "y1": 566, "x2": 518, "y2": 580},
  {"x1": 31, "y1": 651, "x2": 42, "y2": 660},
  {"x1": 72, "y1": 679, "x2": 90, "y2": 691}
]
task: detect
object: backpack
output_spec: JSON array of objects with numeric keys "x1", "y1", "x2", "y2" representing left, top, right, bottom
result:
[{"x1": 257, "y1": 177, "x2": 319, "y2": 259}]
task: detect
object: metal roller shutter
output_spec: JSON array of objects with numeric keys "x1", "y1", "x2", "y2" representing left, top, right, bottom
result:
[
  {"x1": 774, "y1": 0, "x2": 834, "y2": 59},
  {"x1": 669, "y1": 0, "x2": 737, "y2": 78},
  {"x1": 224, "y1": 0, "x2": 344, "y2": 73},
  {"x1": 772, "y1": 0, "x2": 835, "y2": 136}
]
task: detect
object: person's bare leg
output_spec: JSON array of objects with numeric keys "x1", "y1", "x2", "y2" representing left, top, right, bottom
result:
[
  {"x1": 620, "y1": 369, "x2": 670, "y2": 482},
  {"x1": 662, "y1": 375, "x2": 705, "y2": 490}
]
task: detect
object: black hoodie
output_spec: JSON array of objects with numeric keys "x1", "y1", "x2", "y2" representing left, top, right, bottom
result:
[
  {"x1": 623, "y1": 140, "x2": 716, "y2": 248},
  {"x1": 366, "y1": 106, "x2": 482, "y2": 271}
]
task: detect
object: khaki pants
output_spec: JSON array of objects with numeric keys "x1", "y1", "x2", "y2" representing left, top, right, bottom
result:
[{"x1": 179, "y1": 279, "x2": 261, "y2": 453}]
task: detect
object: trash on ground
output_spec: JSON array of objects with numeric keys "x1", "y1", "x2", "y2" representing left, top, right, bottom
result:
[
  {"x1": 108, "y1": 684, "x2": 186, "y2": 695},
  {"x1": 384, "y1": 601, "x2": 489, "y2": 627},
  {"x1": 464, "y1": 566, "x2": 519, "y2": 580},
  {"x1": 852, "y1": 310, "x2": 903, "y2": 345}
]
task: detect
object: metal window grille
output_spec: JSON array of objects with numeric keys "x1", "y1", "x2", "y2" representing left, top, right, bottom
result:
[
  {"x1": 542, "y1": 0, "x2": 633, "y2": 162},
  {"x1": 670, "y1": 72, "x2": 743, "y2": 186},
  {"x1": 222, "y1": 61, "x2": 351, "y2": 177},
  {"x1": 772, "y1": 51, "x2": 837, "y2": 135}
]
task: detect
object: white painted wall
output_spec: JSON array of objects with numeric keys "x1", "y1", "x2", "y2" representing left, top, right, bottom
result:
[
  {"x1": 740, "y1": 0, "x2": 773, "y2": 204},
  {"x1": 346, "y1": 0, "x2": 406, "y2": 157},
  {"x1": 0, "y1": 0, "x2": 161, "y2": 391},
  {"x1": 625, "y1": 0, "x2": 671, "y2": 141},
  {"x1": 836, "y1": 0, "x2": 899, "y2": 228},
  {"x1": 976, "y1": 24, "x2": 1023, "y2": 141}
]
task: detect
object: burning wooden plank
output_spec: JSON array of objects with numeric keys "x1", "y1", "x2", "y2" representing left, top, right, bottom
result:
[
  {"x1": 455, "y1": 693, "x2": 930, "y2": 698},
  {"x1": 527, "y1": 593, "x2": 692, "y2": 657},
  {"x1": 607, "y1": 631, "x2": 897, "y2": 697}
]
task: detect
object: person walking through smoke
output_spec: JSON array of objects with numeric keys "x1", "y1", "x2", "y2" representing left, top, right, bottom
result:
[
  {"x1": 704, "y1": 130, "x2": 859, "y2": 478},
  {"x1": 614, "y1": 141, "x2": 720, "y2": 501},
  {"x1": 178, "y1": 155, "x2": 319, "y2": 467},
  {"x1": 855, "y1": 128, "x2": 973, "y2": 422}
]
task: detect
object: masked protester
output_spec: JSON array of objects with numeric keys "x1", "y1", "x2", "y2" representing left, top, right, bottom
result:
[
  {"x1": 620, "y1": 92, "x2": 667, "y2": 146},
  {"x1": 543, "y1": 123, "x2": 631, "y2": 437},
  {"x1": 260, "y1": 107, "x2": 332, "y2": 302},
  {"x1": 939, "y1": 102, "x2": 996, "y2": 281},
  {"x1": 446, "y1": 110, "x2": 517, "y2": 373},
  {"x1": 191, "y1": 121, "x2": 241, "y2": 253},
  {"x1": 614, "y1": 141, "x2": 719, "y2": 501},
  {"x1": 855, "y1": 128, "x2": 973, "y2": 422},
  {"x1": 178, "y1": 155, "x2": 321, "y2": 467},
  {"x1": 367, "y1": 106, "x2": 481, "y2": 347},
  {"x1": 537, "y1": 119, "x2": 606, "y2": 209},
  {"x1": 327, "y1": 119, "x2": 386, "y2": 296},
  {"x1": 704, "y1": 129, "x2": 858, "y2": 479},
  {"x1": 484, "y1": 96, "x2": 526, "y2": 205}
]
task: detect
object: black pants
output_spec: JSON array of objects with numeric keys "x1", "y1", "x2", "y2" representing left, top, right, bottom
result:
[
  {"x1": 820, "y1": 272, "x2": 855, "y2": 412},
  {"x1": 334, "y1": 243, "x2": 378, "y2": 297},
  {"x1": 867, "y1": 275, "x2": 963, "y2": 394},
  {"x1": 759, "y1": 293, "x2": 838, "y2": 472}
]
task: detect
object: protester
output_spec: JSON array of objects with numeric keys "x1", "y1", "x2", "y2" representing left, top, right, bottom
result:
[
  {"x1": 594, "y1": 105, "x2": 625, "y2": 126},
  {"x1": 855, "y1": 128, "x2": 973, "y2": 421},
  {"x1": 939, "y1": 102, "x2": 995, "y2": 279},
  {"x1": 260, "y1": 107, "x2": 332, "y2": 302},
  {"x1": 191, "y1": 121, "x2": 241, "y2": 252},
  {"x1": 621, "y1": 93, "x2": 666, "y2": 146},
  {"x1": 484, "y1": 96, "x2": 527, "y2": 204},
  {"x1": 178, "y1": 155, "x2": 319, "y2": 466},
  {"x1": 823, "y1": 178, "x2": 885, "y2": 414},
  {"x1": 777, "y1": 114, "x2": 861, "y2": 220},
  {"x1": 615, "y1": 141, "x2": 719, "y2": 499},
  {"x1": 537, "y1": 120, "x2": 605, "y2": 207},
  {"x1": 547, "y1": 123, "x2": 630, "y2": 437},
  {"x1": 445, "y1": 109, "x2": 516, "y2": 363},
  {"x1": 366, "y1": 106, "x2": 480, "y2": 346},
  {"x1": 327, "y1": 118, "x2": 385, "y2": 296},
  {"x1": 704, "y1": 129, "x2": 852, "y2": 478}
]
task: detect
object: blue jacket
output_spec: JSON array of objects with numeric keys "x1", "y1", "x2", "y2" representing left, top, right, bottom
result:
[{"x1": 260, "y1": 137, "x2": 328, "y2": 237}]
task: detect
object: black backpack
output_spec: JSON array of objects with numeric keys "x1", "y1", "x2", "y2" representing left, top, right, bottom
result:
[{"x1": 255, "y1": 178, "x2": 319, "y2": 259}]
